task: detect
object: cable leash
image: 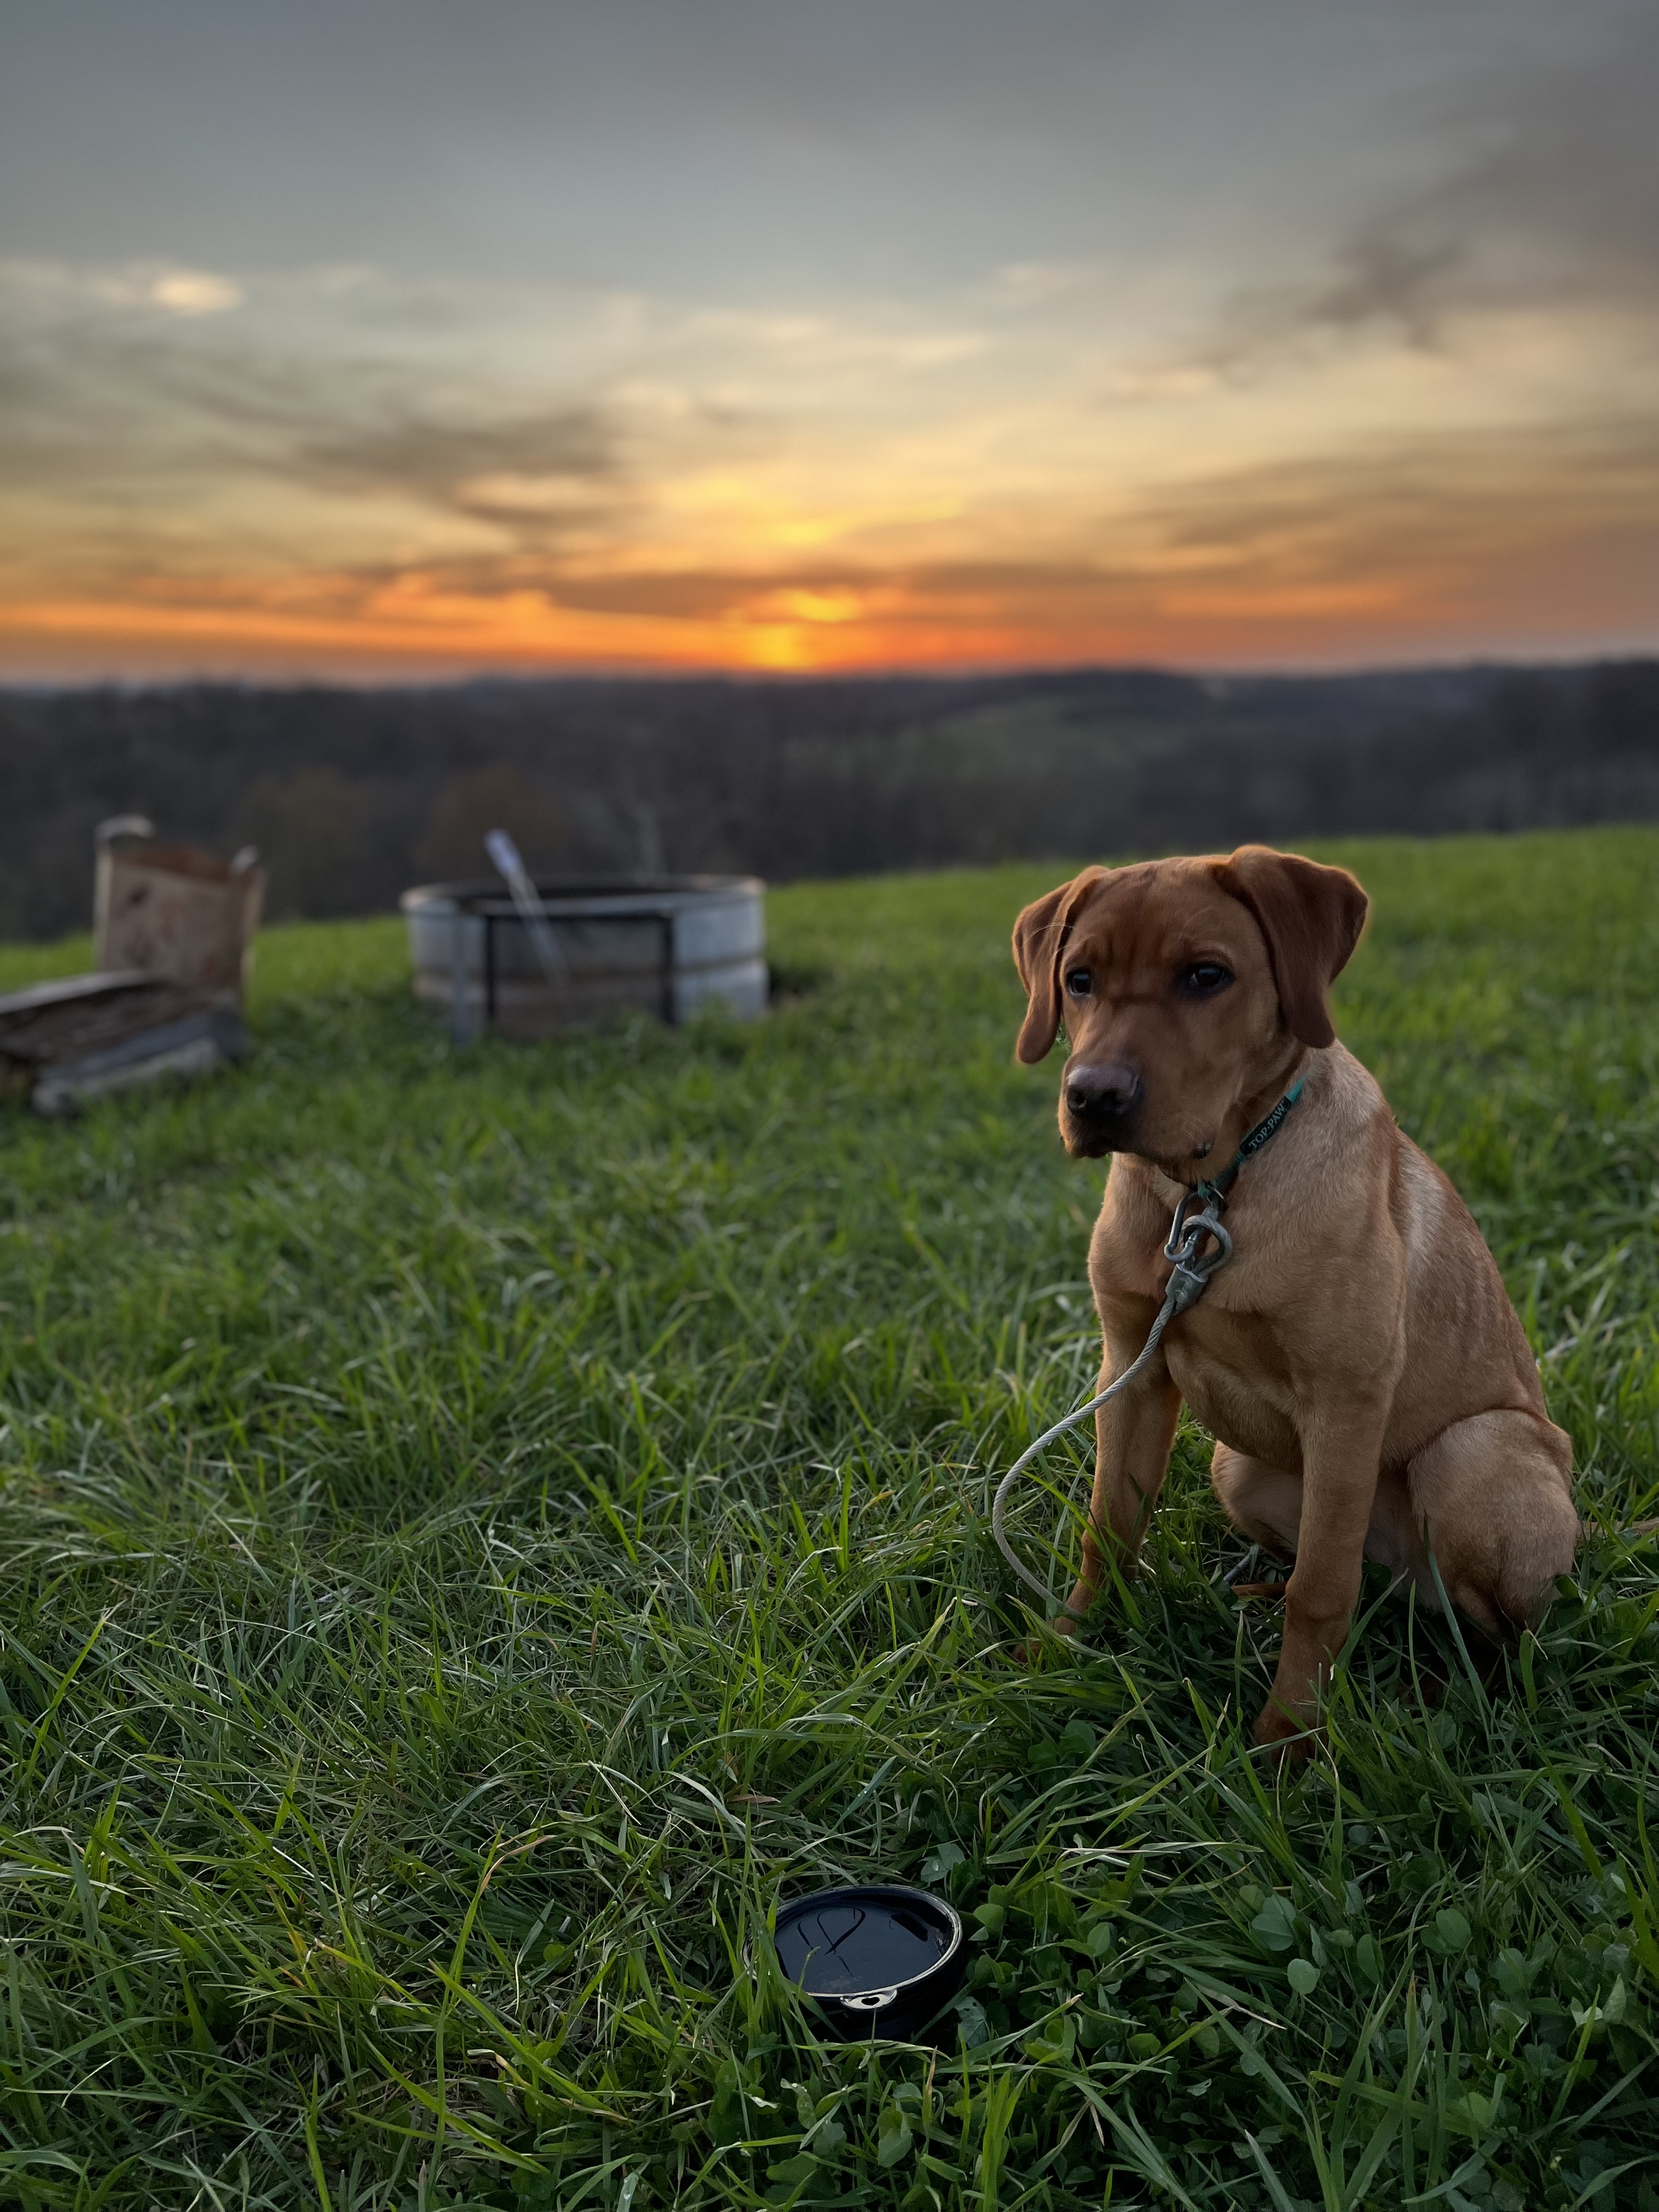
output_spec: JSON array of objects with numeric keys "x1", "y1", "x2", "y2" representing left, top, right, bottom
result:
[
  {"x1": 988, "y1": 1076, "x2": 1306, "y2": 1620},
  {"x1": 990, "y1": 1192, "x2": 1231, "y2": 1615}
]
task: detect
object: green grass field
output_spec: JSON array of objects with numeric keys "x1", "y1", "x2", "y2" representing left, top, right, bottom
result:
[{"x1": 2, "y1": 831, "x2": 1658, "y2": 2212}]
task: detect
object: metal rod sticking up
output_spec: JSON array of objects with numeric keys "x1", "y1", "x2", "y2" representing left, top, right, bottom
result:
[{"x1": 484, "y1": 828, "x2": 568, "y2": 993}]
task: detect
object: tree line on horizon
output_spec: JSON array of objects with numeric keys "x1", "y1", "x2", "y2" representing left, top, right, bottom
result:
[{"x1": 1, "y1": 658, "x2": 1655, "y2": 941}]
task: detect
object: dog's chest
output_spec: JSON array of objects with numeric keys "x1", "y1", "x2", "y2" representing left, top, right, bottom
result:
[{"x1": 1163, "y1": 1311, "x2": 1302, "y2": 1471}]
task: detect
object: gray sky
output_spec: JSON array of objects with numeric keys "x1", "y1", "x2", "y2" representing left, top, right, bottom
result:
[{"x1": 3, "y1": 0, "x2": 1655, "y2": 675}]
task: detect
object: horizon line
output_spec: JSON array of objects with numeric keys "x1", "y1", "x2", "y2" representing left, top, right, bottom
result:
[{"x1": 4, "y1": 645, "x2": 1657, "y2": 698}]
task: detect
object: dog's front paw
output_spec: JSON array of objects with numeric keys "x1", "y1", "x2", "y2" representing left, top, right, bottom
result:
[
  {"x1": 1011, "y1": 1611, "x2": 1081, "y2": 1666},
  {"x1": 1251, "y1": 1695, "x2": 1317, "y2": 1766}
]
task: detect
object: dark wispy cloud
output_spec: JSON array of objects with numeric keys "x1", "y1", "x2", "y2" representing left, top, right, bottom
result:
[
  {"x1": 1189, "y1": 8, "x2": 1659, "y2": 373},
  {"x1": 290, "y1": 408, "x2": 622, "y2": 525},
  {"x1": 1444, "y1": 9, "x2": 1659, "y2": 298},
  {"x1": 0, "y1": 278, "x2": 641, "y2": 572}
]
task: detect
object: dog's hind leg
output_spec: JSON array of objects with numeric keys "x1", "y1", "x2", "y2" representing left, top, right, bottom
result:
[
  {"x1": 1405, "y1": 1409, "x2": 1577, "y2": 1637},
  {"x1": 1210, "y1": 1442, "x2": 1301, "y2": 1560},
  {"x1": 1211, "y1": 1446, "x2": 1454, "y2": 1589}
]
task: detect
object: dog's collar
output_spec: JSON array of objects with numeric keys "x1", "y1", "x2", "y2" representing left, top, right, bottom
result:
[{"x1": 1188, "y1": 1075, "x2": 1306, "y2": 1211}]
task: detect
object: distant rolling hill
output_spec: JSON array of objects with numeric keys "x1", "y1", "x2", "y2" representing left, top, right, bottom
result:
[{"x1": 1, "y1": 659, "x2": 1655, "y2": 938}]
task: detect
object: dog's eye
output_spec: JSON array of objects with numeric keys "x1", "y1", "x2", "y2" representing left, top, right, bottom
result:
[
  {"x1": 1178, "y1": 962, "x2": 1233, "y2": 997},
  {"x1": 1064, "y1": 967, "x2": 1092, "y2": 998}
]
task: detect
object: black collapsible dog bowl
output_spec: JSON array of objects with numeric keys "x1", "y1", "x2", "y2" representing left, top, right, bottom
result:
[{"x1": 772, "y1": 1886, "x2": 964, "y2": 2042}]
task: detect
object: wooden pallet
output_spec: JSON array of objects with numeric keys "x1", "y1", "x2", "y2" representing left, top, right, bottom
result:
[{"x1": 0, "y1": 972, "x2": 249, "y2": 1118}]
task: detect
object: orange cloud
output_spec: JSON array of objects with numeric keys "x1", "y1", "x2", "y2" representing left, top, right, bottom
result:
[{"x1": 3, "y1": 254, "x2": 1658, "y2": 679}]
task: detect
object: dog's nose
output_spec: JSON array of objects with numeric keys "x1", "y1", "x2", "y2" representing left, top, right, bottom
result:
[{"x1": 1065, "y1": 1060, "x2": 1143, "y2": 1122}]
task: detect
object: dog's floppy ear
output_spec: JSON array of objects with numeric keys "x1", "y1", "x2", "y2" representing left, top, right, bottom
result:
[
  {"x1": 1012, "y1": 868, "x2": 1105, "y2": 1064},
  {"x1": 1214, "y1": 846, "x2": 1368, "y2": 1048}
]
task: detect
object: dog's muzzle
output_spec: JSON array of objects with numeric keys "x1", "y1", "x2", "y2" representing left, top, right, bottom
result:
[{"x1": 1063, "y1": 1060, "x2": 1143, "y2": 1150}]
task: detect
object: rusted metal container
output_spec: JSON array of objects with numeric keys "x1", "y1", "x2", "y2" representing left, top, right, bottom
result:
[
  {"x1": 93, "y1": 816, "x2": 264, "y2": 999},
  {"x1": 400, "y1": 875, "x2": 767, "y2": 1041}
]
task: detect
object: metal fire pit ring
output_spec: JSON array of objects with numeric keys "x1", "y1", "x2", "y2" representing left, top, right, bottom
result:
[{"x1": 401, "y1": 873, "x2": 767, "y2": 1041}]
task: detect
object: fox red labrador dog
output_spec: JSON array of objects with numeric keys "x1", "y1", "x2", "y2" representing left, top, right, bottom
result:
[{"x1": 1012, "y1": 845, "x2": 1577, "y2": 1755}]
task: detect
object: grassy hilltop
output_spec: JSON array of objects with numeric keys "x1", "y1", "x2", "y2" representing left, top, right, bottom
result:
[{"x1": 1, "y1": 830, "x2": 1657, "y2": 2210}]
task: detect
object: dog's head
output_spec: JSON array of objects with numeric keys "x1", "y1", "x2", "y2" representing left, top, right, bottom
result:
[{"x1": 1011, "y1": 847, "x2": 1368, "y2": 1168}]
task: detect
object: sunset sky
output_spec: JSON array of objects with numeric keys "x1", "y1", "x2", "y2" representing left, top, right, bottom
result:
[{"x1": 3, "y1": 0, "x2": 1657, "y2": 679}]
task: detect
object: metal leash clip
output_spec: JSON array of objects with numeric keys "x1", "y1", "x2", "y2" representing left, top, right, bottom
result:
[{"x1": 1163, "y1": 1190, "x2": 1233, "y2": 1314}]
